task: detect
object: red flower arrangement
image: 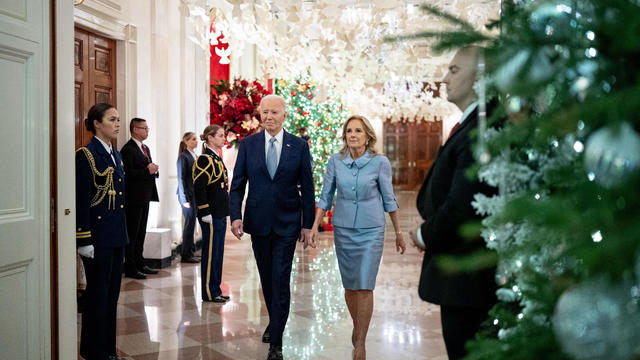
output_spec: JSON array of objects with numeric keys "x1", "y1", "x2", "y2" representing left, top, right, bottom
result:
[{"x1": 210, "y1": 78, "x2": 271, "y2": 148}]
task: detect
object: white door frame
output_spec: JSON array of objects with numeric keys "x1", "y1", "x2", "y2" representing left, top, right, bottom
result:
[{"x1": 54, "y1": 1, "x2": 138, "y2": 359}]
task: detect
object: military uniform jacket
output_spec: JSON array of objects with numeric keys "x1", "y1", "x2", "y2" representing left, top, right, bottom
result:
[
  {"x1": 193, "y1": 147, "x2": 229, "y2": 218},
  {"x1": 75, "y1": 137, "x2": 128, "y2": 248}
]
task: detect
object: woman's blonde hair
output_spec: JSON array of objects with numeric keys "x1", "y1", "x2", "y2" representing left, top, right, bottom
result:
[
  {"x1": 200, "y1": 124, "x2": 223, "y2": 153},
  {"x1": 339, "y1": 115, "x2": 378, "y2": 158},
  {"x1": 178, "y1": 131, "x2": 195, "y2": 157}
]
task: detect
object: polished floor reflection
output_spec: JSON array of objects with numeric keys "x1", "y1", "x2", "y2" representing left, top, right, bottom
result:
[{"x1": 88, "y1": 190, "x2": 447, "y2": 359}]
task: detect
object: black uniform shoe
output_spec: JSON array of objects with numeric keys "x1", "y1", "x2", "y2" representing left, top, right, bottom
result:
[
  {"x1": 262, "y1": 327, "x2": 271, "y2": 343},
  {"x1": 125, "y1": 271, "x2": 146, "y2": 279},
  {"x1": 203, "y1": 295, "x2": 228, "y2": 303},
  {"x1": 139, "y1": 266, "x2": 158, "y2": 275},
  {"x1": 219, "y1": 295, "x2": 230, "y2": 300},
  {"x1": 267, "y1": 345, "x2": 283, "y2": 360},
  {"x1": 181, "y1": 257, "x2": 200, "y2": 263}
]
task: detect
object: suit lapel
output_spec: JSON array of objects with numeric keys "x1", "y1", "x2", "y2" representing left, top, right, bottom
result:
[
  {"x1": 419, "y1": 109, "x2": 479, "y2": 207},
  {"x1": 443, "y1": 107, "x2": 478, "y2": 147},
  {"x1": 273, "y1": 131, "x2": 290, "y2": 180},
  {"x1": 138, "y1": 142, "x2": 149, "y2": 163},
  {"x1": 143, "y1": 144, "x2": 152, "y2": 162},
  {"x1": 257, "y1": 131, "x2": 271, "y2": 179}
]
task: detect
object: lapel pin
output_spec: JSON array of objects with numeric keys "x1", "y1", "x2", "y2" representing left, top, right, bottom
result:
[{"x1": 286, "y1": 143, "x2": 291, "y2": 147}]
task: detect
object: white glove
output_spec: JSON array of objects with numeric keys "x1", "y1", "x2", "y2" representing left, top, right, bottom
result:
[
  {"x1": 78, "y1": 245, "x2": 95, "y2": 259},
  {"x1": 202, "y1": 214, "x2": 213, "y2": 224}
]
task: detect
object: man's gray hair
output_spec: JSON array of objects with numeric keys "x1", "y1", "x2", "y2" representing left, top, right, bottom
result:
[{"x1": 260, "y1": 94, "x2": 286, "y2": 110}]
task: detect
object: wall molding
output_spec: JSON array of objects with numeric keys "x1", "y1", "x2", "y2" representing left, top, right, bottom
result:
[
  {"x1": 74, "y1": 2, "x2": 128, "y2": 40},
  {"x1": 74, "y1": 1, "x2": 137, "y2": 143}
]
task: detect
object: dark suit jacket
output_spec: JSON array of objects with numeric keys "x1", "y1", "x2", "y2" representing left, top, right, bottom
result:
[
  {"x1": 417, "y1": 105, "x2": 497, "y2": 309},
  {"x1": 121, "y1": 139, "x2": 159, "y2": 205},
  {"x1": 176, "y1": 149, "x2": 196, "y2": 206},
  {"x1": 75, "y1": 136, "x2": 128, "y2": 248},
  {"x1": 229, "y1": 130, "x2": 315, "y2": 237}
]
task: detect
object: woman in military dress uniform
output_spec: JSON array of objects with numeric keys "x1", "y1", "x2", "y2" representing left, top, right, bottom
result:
[
  {"x1": 75, "y1": 103, "x2": 128, "y2": 360},
  {"x1": 193, "y1": 124, "x2": 230, "y2": 302}
]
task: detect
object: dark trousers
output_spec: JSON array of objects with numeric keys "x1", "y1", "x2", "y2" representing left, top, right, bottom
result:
[
  {"x1": 180, "y1": 204, "x2": 197, "y2": 258},
  {"x1": 80, "y1": 246, "x2": 124, "y2": 360},
  {"x1": 251, "y1": 231, "x2": 298, "y2": 346},
  {"x1": 440, "y1": 305, "x2": 491, "y2": 360},
  {"x1": 125, "y1": 201, "x2": 149, "y2": 274},
  {"x1": 198, "y1": 216, "x2": 227, "y2": 300}
]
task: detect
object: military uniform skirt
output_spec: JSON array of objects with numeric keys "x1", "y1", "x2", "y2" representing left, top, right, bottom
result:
[{"x1": 333, "y1": 225, "x2": 385, "y2": 290}]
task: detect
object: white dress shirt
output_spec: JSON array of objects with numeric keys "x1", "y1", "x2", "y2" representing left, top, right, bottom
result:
[
  {"x1": 459, "y1": 101, "x2": 478, "y2": 125},
  {"x1": 188, "y1": 149, "x2": 197, "y2": 160},
  {"x1": 264, "y1": 128, "x2": 284, "y2": 168},
  {"x1": 95, "y1": 136, "x2": 116, "y2": 165}
]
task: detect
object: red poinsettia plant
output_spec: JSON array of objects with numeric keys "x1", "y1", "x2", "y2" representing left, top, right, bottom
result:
[{"x1": 210, "y1": 78, "x2": 271, "y2": 148}]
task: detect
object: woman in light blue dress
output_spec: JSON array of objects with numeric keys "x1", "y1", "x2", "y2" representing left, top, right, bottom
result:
[{"x1": 311, "y1": 115, "x2": 406, "y2": 360}]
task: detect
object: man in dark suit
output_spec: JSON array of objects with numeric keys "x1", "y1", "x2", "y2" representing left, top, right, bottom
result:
[
  {"x1": 411, "y1": 47, "x2": 497, "y2": 360},
  {"x1": 230, "y1": 95, "x2": 315, "y2": 360},
  {"x1": 121, "y1": 118, "x2": 160, "y2": 279}
]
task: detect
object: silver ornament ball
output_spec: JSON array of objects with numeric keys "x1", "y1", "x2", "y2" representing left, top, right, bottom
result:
[
  {"x1": 553, "y1": 278, "x2": 640, "y2": 360},
  {"x1": 584, "y1": 122, "x2": 640, "y2": 187},
  {"x1": 529, "y1": 1, "x2": 575, "y2": 42}
]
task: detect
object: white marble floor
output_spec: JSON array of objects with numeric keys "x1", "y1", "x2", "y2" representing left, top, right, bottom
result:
[{"x1": 81, "y1": 190, "x2": 447, "y2": 359}]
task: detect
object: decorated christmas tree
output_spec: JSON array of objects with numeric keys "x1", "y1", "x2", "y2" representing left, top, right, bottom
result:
[
  {"x1": 276, "y1": 76, "x2": 348, "y2": 199},
  {"x1": 400, "y1": 1, "x2": 640, "y2": 359}
]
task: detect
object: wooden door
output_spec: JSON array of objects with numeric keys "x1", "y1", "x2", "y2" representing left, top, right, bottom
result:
[
  {"x1": 414, "y1": 120, "x2": 442, "y2": 184},
  {"x1": 74, "y1": 28, "x2": 117, "y2": 149},
  {"x1": 384, "y1": 121, "x2": 411, "y2": 188},
  {"x1": 384, "y1": 120, "x2": 442, "y2": 189}
]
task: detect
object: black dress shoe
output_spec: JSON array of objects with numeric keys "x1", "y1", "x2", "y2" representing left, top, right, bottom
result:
[
  {"x1": 262, "y1": 328, "x2": 270, "y2": 343},
  {"x1": 139, "y1": 266, "x2": 158, "y2": 275},
  {"x1": 181, "y1": 256, "x2": 200, "y2": 263},
  {"x1": 125, "y1": 271, "x2": 146, "y2": 279},
  {"x1": 267, "y1": 345, "x2": 283, "y2": 360},
  {"x1": 219, "y1": 295, "x2": 230, "y2": 300}
]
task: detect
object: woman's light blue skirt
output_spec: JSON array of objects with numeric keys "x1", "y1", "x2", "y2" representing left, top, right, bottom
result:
[{"x1": 333, "y1": 225, "x2": 385, "y2": 290}]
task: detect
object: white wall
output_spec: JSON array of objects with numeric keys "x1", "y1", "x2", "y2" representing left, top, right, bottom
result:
[{"x1": 75, "y1": 0, "x2": 208, "y2": 240}]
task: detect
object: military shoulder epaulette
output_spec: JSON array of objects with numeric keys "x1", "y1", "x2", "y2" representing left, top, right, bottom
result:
[
  {"x1": 193, "y1": 154, "x2": 227, "y2": 185},
  {"x1": 77, "y1": 147, "x2": 117, "y2": 209}
]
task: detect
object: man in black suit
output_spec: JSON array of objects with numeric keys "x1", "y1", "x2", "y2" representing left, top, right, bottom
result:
[
  {"x1": 121, "y1": 118, "x2": 160, "y2": 279},
  {"x1": 410, "y1": 47, "x2": 497, "y2": 360}
]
